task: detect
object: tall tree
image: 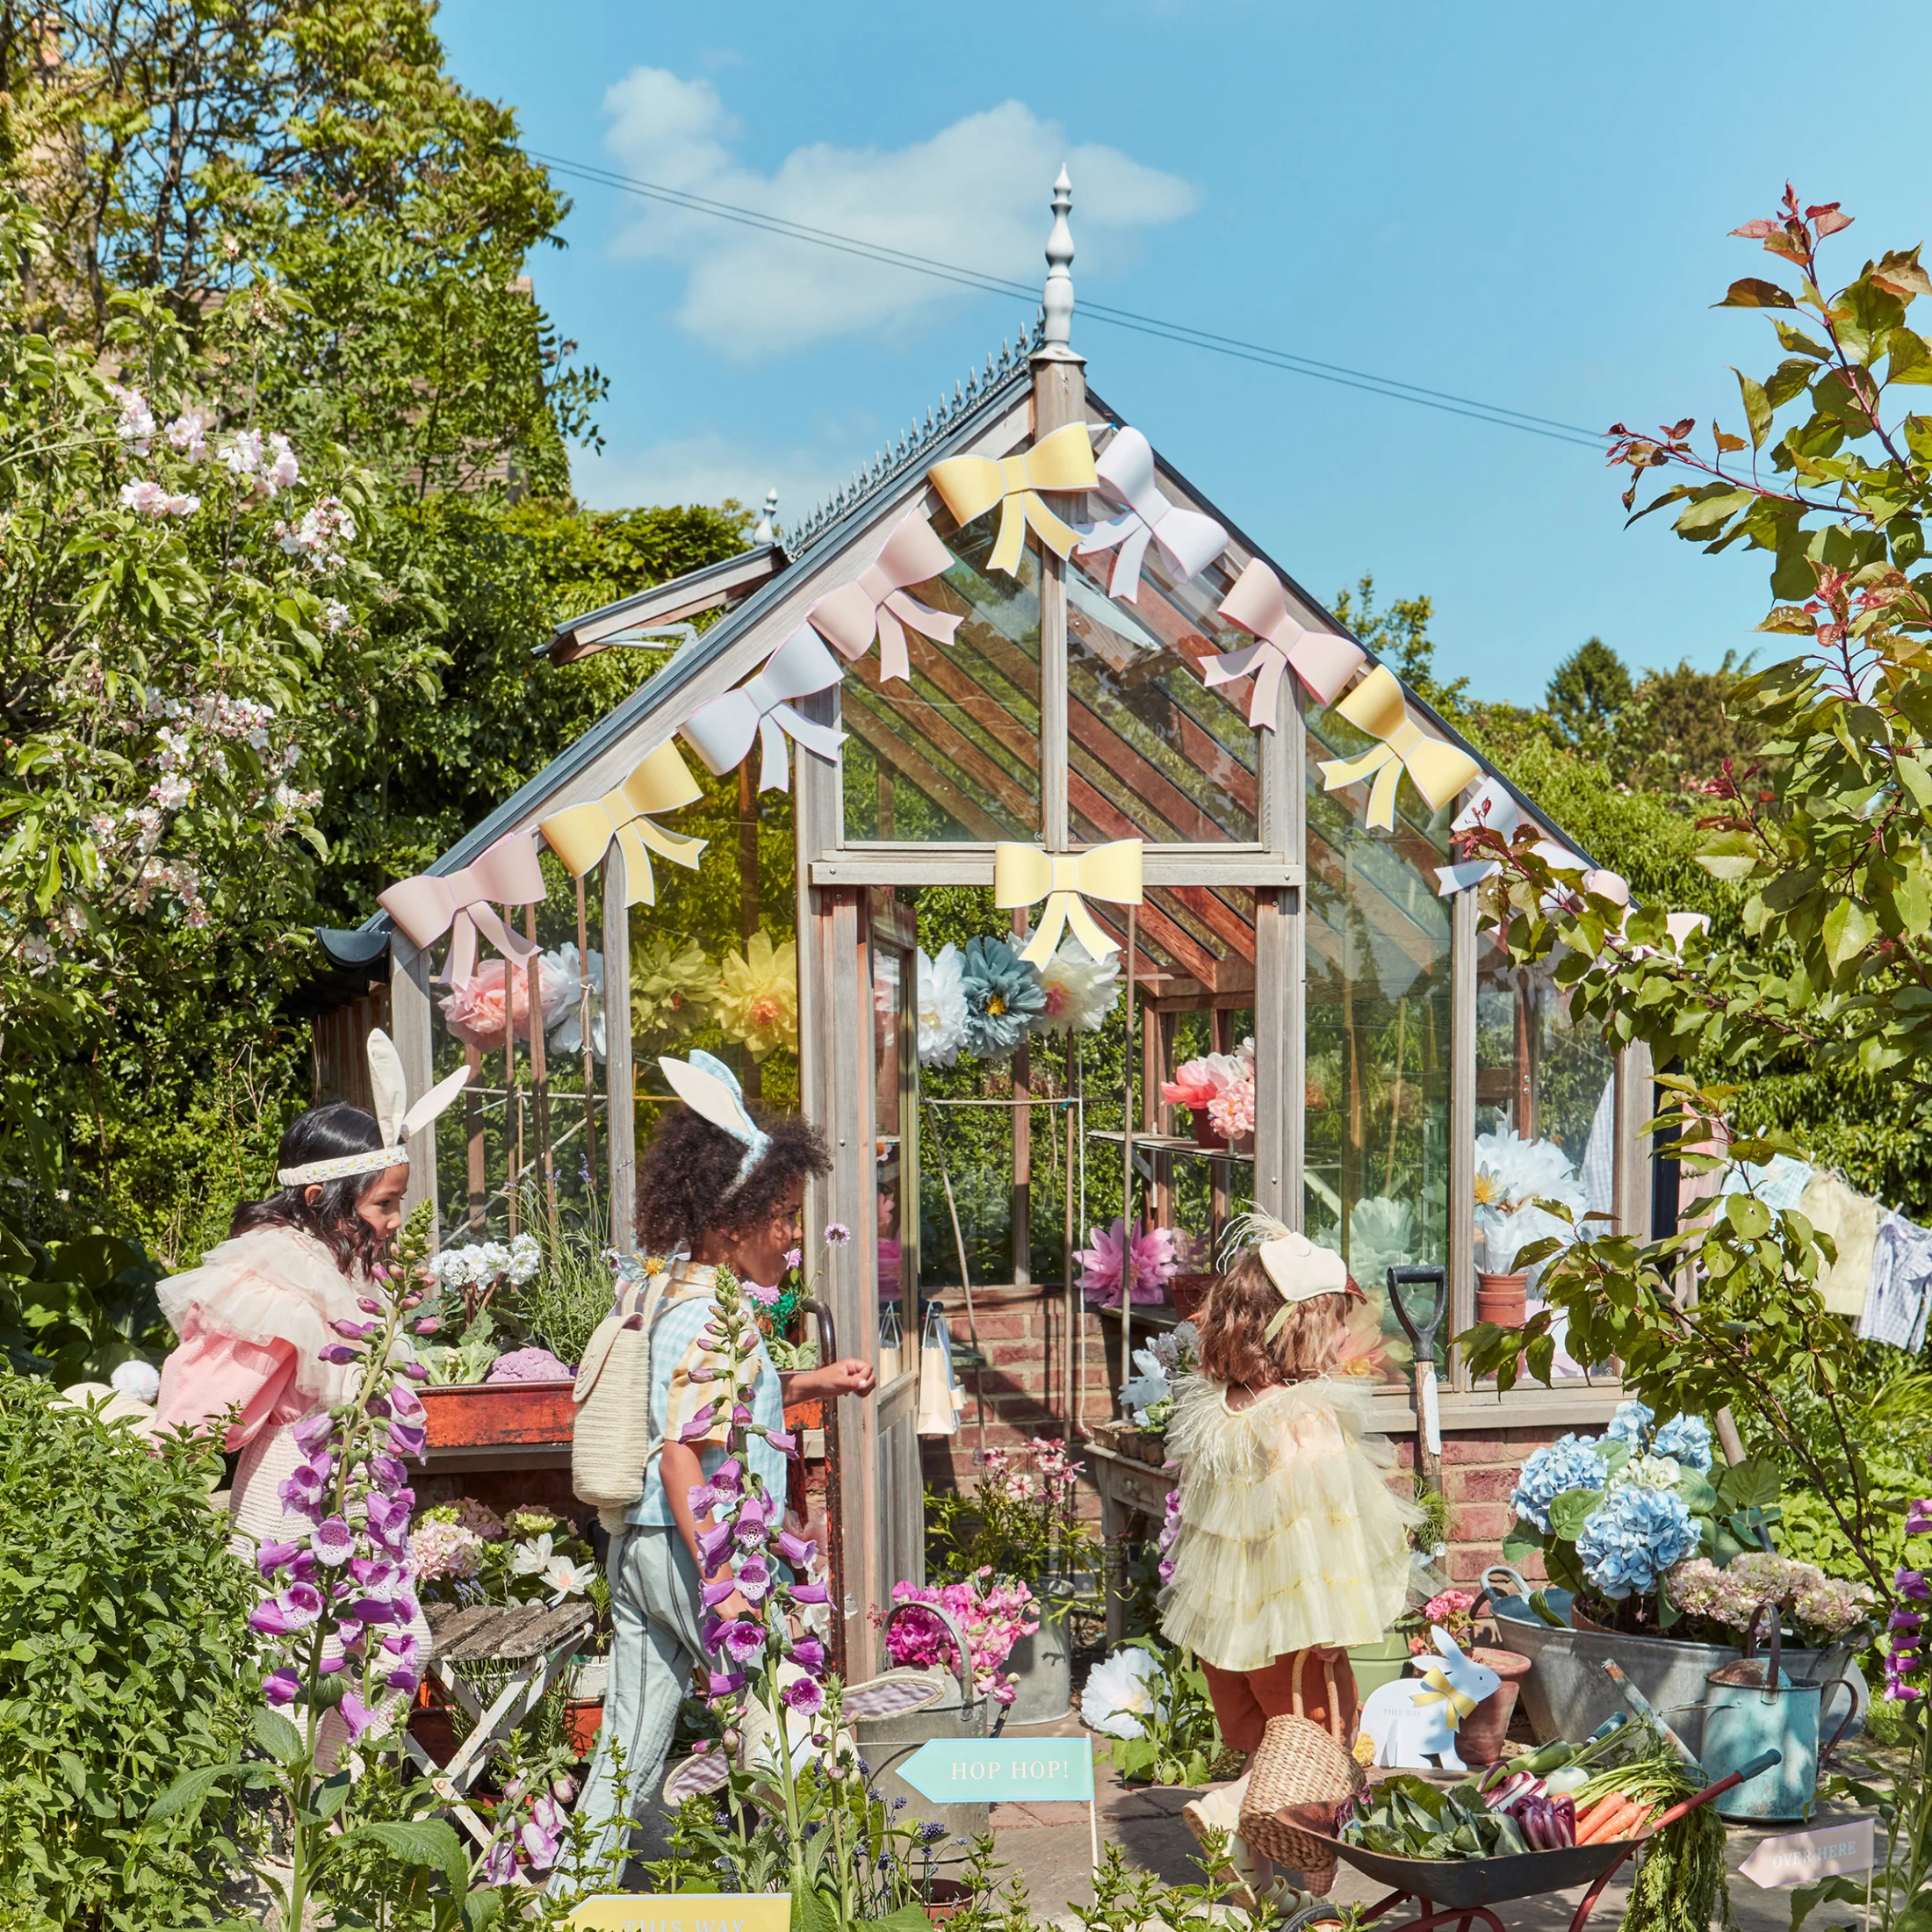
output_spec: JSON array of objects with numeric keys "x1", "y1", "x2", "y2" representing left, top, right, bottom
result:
[{"x1": 1546, "y1": 637, "x2": 1633, "y2": 745}]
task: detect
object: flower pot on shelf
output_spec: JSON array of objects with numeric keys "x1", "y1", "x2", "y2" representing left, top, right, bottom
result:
[
  {"x1": 1346, "y1": 1632, "x2": 1414, "y2": 1700},
  {"x1": 1189, "y1": 1109, "x2": 1227, "y2": 1149},
  {"x1": 1474, "y1": 1272, "x2": 1529, "y2": 1328},
  {"x1": 1168, "y1": 1272, "x2": 1219, "y2": 1320},
  {"x1": 920, "y1": 1880, "x2": 974, "y2": 1925},
  {"x1": 1452, "y1": 1647, "x2": 1532, "y2": 1765},
  {"x1": 409, "y1": 1683, "x2": 460, "y2": 1768},
  {"x1": 564, "y1": 1697, "x2": 604, "y2": 1757},
  {"x1": 419, "y1": 1381, "x2": 577, "y2": 1451}
]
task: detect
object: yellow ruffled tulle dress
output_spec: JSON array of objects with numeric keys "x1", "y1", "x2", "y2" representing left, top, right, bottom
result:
[{"x1": 1157, "y1": 1372, "x2": 1421, "y2": 1674}]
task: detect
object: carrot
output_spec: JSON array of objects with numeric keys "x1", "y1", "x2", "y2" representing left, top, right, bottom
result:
[{"x1": 1578, "y1": 1795, "x2": 1645, "y2": 1844}]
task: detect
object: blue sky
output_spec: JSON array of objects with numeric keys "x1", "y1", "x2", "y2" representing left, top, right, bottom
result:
[{"x1": 439, "y1": 0, "x2": 1932, "y2": 699}]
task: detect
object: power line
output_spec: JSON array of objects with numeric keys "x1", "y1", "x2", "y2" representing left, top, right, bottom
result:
[{"x1": 526, "y1": 148, "x2": 1609, "y2": 451}]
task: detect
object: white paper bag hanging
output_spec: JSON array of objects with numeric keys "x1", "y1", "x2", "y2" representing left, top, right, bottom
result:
[
  {"x1": 876, "y1": 1302, "x2": 903, "y2": 1385},
  {"x1": 916, "y1": 1301, "x2": 959, "y2": 1437}
]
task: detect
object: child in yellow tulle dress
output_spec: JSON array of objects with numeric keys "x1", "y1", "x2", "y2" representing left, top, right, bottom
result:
[{"x1": 1160, "y1": 1224, "x2": 1421, "y2": 1892}]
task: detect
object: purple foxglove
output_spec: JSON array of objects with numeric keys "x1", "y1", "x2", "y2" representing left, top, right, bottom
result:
[
  {"x1": 385, "y1": 1666, "x2": 419, "y2": 1697},
  {"x1": 317, "y1": 1652, "x2": 349, "y2": 1675},
  {"x1": 701, "y1": 1611, "x2": 724, "y2": 1653},
  {"x1": 344, "y1": 1597, "x2": 400, "y2": 1626},
  {"x1": 318, "y1": 1343, "x2": 358, "y2": 1364},
  {"x1": 688, "y1": 1481, "x2": 720, "y2": 1516},
  {"x1": 368, "y1": 1454, "x2": 410, "y2": 1493},
  {"x1": 776, "y1": 1530, "x2": 818, "y2": 1570},
  {"x1": 278, "y1": 1456, "x2": 331, "y2": 1517},
  {"x1": 364, "y1": 1492, "x2": 412, "y2": 1550},
  {"x1": 552, "y1": 1775, "x2": 576, "y2": 1804},
  {"x1": 482, "y1": 1837, "x2": 515, "y2": 1885},
  {"x1": 400, "y1": 1361, "x2": 429, "y2": 1381},
  {"x1": 706, "y1": 1669, "x2": 746, "y2": 1698},
  {"x1": 388, "y1": 1381, "x2": 426, "y2": 1423},
  {"x1": 790, "y1": 1635, "x2": 826, "y2": 1675},
  {"x1": 256, "y1": 1539, "x2": 305, "y2": 1579},
  {"x1": 521, "y1": 1819, "x2": 560, "y2": 1870},
  {"x1": 711, "y1": 1458, "x2": 744, "y2": 1496},
  {"x1": 263, "y1": 1666, "x2": 302, "y2": 1707},
  {"x1": 415, "y1": 1316, "x2": 441, "y2": 1336},
  {"x1": 1910, "y1": 1498, "x2": 1932, "y2": 1535},
  {"x1": 350, "y1": 1556, "x2": 407, "y2": 1599},
  {"x1": 339, "y1": 1690, "x2": 376, "y2": 1743},
  {"x1": 1892, "y1": 1609, "x2": 1924, "y2": 1634},
  {"x1": 763, "y1": 1427, "x2": 797, "y2": 1456},
  {"x1": 393, "y1": 1589, "x2": 422, "y2": 1626},
  {"x1": 790, "y1": 1582, "x2": 830, "y2": 1605},
  {"x1": 364, "y1": 1392, "x2": 391, "y2": 1419},
  {"x1": 312, "y1": 1517, "x2": 355, "y2": 1566},
  {"x1": 697, "y1": 1522, "x2": 733, "y2": 1571},
  {"x1": 718, "y1": 1618, "x2": 767, "y2": 1664},
  {"x1": 333, "y1": 1317, "x2": 378, "y2": 1339},
  {"x1": 386, "y1": 1421, "x2": 428, "y2": 1460},
  {"x1": 292, "y1": 1413, "x2": 335, "y2": 1455},
  {"x1": 679, "y1": 1404, "x2": 717, "y2": 1443},
  {"x1": 781, "y1": 1676, "x2": 825, "y2": 1715},
  {"x1": 357, "y1": 1296, "x2": 383, "y2": 1315},
  {"x1": 1898, "y1": 1568, "x2": 1930, "y2": 1603},
  {"x1": 736, "y1": 1554, "x2": 773, "y2": 1602},
  {"x1": 702, "y1": 1576, "x2": 739, "y2": 1609},
  {"x1": 249, "y1": 1582, "x2": 323, "y2": 1636},
  {"x1": 732, "y1": 1404, "x2": 753, "y2": 1425}
]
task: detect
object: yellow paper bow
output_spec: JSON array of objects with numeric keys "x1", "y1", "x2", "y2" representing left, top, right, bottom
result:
[
  {"x1": 537, "y1": 740, "x2": 709, "y2": 908},
  {"x1": 992, "y1": 840, "x2": 1143, "y2": 967},
  {"x1": 1316, "y1": 666, "x2": 1481, "y2": 832},
  {"x1": 926, "y1": 422, "x2": 1100, "y2": 578},
  {"x1": 1412, "y1": 1664, "x2": 1480, "y2": 1730}
]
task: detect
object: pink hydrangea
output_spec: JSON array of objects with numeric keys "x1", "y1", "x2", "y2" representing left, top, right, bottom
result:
[
  {"x1": 487, "y1": 1345, "x2": 575, "y2": 1382},
  {"x1": 412, "y1": 1517, "x2": 484, "y2": 1582}
]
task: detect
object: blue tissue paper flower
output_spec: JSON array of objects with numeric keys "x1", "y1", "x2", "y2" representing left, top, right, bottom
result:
[
  {"x1": 1605, "y1": 1400, "x2": 1655, "y2": 1451},
  {"x1": 1575, "y1": 1483, "x2": 1700, "y2": 1600},
  {"x1": 1510, "y1": 1433, "x2": 1609, "y2": 1534},
  {"x1": 959, "y1": 935, "x2": 1046, "y2": 1060},
  {"x1": 1649, "y1": 1413, "x2": 1714, "y2": 1472}
]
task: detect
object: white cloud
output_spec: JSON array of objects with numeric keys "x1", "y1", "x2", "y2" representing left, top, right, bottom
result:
[
  {"x1": 600, "y1": 71, "x2": 1200, "y2": 360},
  {"x1": 571, "y1": 433, "x2": 839, "y2": 523}
]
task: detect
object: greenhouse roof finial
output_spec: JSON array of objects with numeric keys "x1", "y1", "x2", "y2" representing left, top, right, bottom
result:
[
  {"x1": 1039, "y1": 165, "x2": 1076, "y2": 356},
  {"x1": 752, "y1": 488, "x2": 778, "y2": 545}
]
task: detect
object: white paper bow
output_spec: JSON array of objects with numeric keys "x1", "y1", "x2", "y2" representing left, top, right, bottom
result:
[
  {"x1": 1073, "y1": 427, "x2": 1229, "y2": 603},
  {"x1": 1433, "y1": 777, "x2": 1584, "y2": 896},
  {"x1": 681, "y1": 625, "x2": 846, "y2": 794}
]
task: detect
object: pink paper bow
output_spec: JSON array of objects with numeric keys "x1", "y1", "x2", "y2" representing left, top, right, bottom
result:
[
  {"x1": 378, "y1": 833, "x2": 544, "y2": 988},
  {"x1": 1205, "y1": 559, "x2": 1366, "y2": 727},
  {"x1": 681, "y1": 624, "x2": 846, "y2": 794},
  {"x1": 1073, "y1": 427, "x2": 1229, "y2": 602},
  {"x1": 807, "y1": 510, "x2": 962, "y2": 682}
]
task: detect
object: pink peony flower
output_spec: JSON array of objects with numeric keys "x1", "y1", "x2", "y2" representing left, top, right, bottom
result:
[
  {"x1": 1076, "y1": 1217, "x2": 1179, "y2": 1307},
  {"x1": 439, "y1": 956, "x2": 541, "y2": 1052}
]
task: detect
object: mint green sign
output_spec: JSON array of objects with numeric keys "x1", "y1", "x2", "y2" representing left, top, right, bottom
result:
[{"x1": 898, "y1": 1738, "x2": 1094, "y2": 1805}]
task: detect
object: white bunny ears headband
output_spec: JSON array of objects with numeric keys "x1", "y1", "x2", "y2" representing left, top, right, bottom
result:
[
  {"x1": 659, "y1": 1049, "x2": 772, "y2": 1193},
  {"x1": 278, "y1": 1029, "x2": 472, "y2": 1187},
  {"x1": 1220, "y1": 1210, "x2": 1361, "y2": 1340}
]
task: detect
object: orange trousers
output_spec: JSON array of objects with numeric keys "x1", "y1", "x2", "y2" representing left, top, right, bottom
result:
[{"x1": 1200, "y1": 1646, "x2": 1360, "y2": 1755}]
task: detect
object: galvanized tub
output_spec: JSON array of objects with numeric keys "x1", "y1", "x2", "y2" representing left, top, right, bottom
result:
[
  {"x1": 856, "y1": 1602, "x2": 994, "y2": 1849},
  {"x1": 1004, "y1": 1579, "x2": 1078, "y2": 1726}
]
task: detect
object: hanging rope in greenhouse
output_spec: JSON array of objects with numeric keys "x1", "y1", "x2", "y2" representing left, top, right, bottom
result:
[
  {"x1": 926, "y1": 421, "x2": 1099, "y2": 577},
  {"x1": 1071, "y1": 425, "x2": 1229, "y2": 603},
  {"x1": 806, "y1": 508, "x2": 962, "y2": 682},
  {"x1": 537, "y1": 740, "x2": 709, "y2": 906},
  {"x1": 1316, "y1": 666, "x2": 1481, "y2": 831},
  {"x1": 992, "y1": 840, "x2": 1143, "y2": 967},
  {"x1": 1205, "y1": 558, "x2": 1366, "y2": 723},
  {"x1": 378, "y1": 832, "x2": 545, "y2": 988},
  {"x1": 681, "y1": 624, "x2": 847, "y2": 793}
]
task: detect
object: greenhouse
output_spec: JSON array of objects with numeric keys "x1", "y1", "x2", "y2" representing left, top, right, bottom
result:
[{"x1": 320, "y1": 179, "x2": 1664, "y2": 1679}]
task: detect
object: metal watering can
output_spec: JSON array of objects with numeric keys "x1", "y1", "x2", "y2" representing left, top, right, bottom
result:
[{"x1": 1702, "y1": 1603, "x2": 1848, "y2": 1821}]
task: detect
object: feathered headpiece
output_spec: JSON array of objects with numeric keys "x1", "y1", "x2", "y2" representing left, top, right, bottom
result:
[
  {"x1": 278, "y1": 1030, "x2": 471, "y2": 1187},
  {"x1": 1218, "y1": 1209, "x2": 1360, "y2": 1339}
]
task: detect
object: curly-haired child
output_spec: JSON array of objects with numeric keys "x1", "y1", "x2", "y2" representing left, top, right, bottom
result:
[{"x1": 1162, "y1": 1223, "x2": 1421, "y2": 1896}]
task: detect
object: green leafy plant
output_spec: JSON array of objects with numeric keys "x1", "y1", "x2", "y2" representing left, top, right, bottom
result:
[
  {"x1": 0, "y1": 1373, "x2": 260, "y2": 1928},
  {"x1": 1096, "y1": 1637, "x2": 1237, "y2": 1787},
  {"x1": 0, "y1": 1221, "x2": 168, "y2": 1381}
]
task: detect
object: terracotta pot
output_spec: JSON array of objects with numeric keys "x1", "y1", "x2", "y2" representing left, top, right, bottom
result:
[
  {"x1": 420, "y1": 1381, "x2": 576, "y2": 1451},
  {"x1": 1454, "y1": 1646, "x2": 1533, "y2": 1765},
  {"x1": 1474, "y1": 1271, "x2": 1529, "y2": 1328},
  {"x1": 565, "y1": 1697, "x2": 604, "y2": 1757},
  {"x1": 409, "y1": 1701, "x2": 460, "y2": 1768},
  {"x1": 1169, "y1": 1272, "x2": 1219, "y2": 1320},
  {"x1": 921, "y1": 1880, "x2": 975, "y2": 1925}
]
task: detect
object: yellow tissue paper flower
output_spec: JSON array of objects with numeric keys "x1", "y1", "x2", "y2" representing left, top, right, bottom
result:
[
  {"x1": 631, "y1": 933, "x2": 719, "y2": 1048},
  {"x1": 714, "y1": 931, "x2": 798, "y2": 1062}
]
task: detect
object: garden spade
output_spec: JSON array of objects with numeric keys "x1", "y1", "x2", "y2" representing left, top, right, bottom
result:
[{"x1": 1388, "y1": 1265, "x2": 1448, "y2": 1496}]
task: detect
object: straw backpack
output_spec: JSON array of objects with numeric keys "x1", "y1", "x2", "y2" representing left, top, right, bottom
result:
[
  {"x1": 571, "y1": 1260, "x2": 672, "y2": 1532},
  {"x1": 1236, "y1": 1650, "x2": 1366, "y2": 1873}
]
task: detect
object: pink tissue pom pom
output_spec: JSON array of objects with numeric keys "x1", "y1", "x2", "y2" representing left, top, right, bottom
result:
[{"x1": 439, "y1": 956, "x2": 554, "y2": 1052}]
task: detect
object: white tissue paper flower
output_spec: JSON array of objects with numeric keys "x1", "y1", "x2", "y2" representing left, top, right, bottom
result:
[
  {"x1": 543, "y1": 1554, "x2": 589, "y2": 1604},
  {"x1": 1474, "y1": 1129, "x2": 1588, "y2": 1273},
  {"x1": 916, "y1": 944, "x2": 969, "y2": 1067},
  {"x1": 540, "y1": 942, "x2": 606, "y2": 1059},
  {"x1": 510, "y1": 1533, "x2": 556, "y2": 1576},
  {"x1": 1034, "y1": 941, "x2": 1120, "y2": 1035},
  {"x1": 1121, "y1": 1347, "x2": 1171, "y2": 1427},
  {"x1": 1081, "y1": 1646, "x2": 1166, "y2": 1739}
]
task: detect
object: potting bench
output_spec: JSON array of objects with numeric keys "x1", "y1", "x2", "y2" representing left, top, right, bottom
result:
[{"x1": 1083, "y1": 1426, "x2": 1178, "y2": 1643}]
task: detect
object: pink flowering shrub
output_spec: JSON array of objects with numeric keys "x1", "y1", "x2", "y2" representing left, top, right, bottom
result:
[{"x1": 883, "y1": 1571, "x2": 1040, "y2": 1705}]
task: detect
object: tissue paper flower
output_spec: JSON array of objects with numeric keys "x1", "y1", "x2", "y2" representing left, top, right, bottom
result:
[
  {"x1": 1510, "y1": 1433, "x2": 1610, "y2": 1533},
  {"x1": 1474, "y1": 1128, "x2": 1588, "y2": 1274},
  {"x1": 1208, "y1": 1071, "x2": 1256, "y2": 1139},
  {"x1": 960, "y1": 934, "x2": 1045, "y2": 1060},
  {"x1": 1575, "y1": 1482, "x2": 1699, "y2": 1600},
  {"x1": 916, "y1": 943, "x2": 969, "y2": 1066},
  {"x1": 539, "y1": 942, "x2": 606, "y2": 1059},
  {"x1": 715, "y1": 932, "x2": 798, "y2": 1061},
  {"x1": 1077, "y1": 1217, "x2": 1178, "y2": 1307},
  {"x1": 1081, "y1": 1646, "x2": 1165, "y2": 1739},
  {"x1": 440, "y1": 956, "x2": 536, "y2": 1052},
  {"x1": 630, "y1": 933, "x2": 717, "y2": 1048},
  {"x1": 1034, "y1": 941, "x2": 1119, "y2": 1035}
]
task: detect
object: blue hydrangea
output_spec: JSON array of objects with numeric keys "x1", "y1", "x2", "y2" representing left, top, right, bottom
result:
[
  {"x1": 1650, "y1": 1413, "x2": 1714, "y2": 1472},
  {"x1": 1605, "y1": 1400, "x2": 1655, "y2": 1450},
  {"x1": 1575, "y1": 1484, "x2": 1700, "y2": 1600},
  {"x1": 1510, "y1": 1433, "x2": 1609, "y2": 1533}
]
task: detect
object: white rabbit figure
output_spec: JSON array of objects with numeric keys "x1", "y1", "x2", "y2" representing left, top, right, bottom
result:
[{"x1": 1355, "y1": 1627, "x2": 1502, "y2": 1772}]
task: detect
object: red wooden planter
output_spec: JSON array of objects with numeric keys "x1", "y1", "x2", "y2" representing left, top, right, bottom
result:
[{"x1": 420, "y1": 1381, "x2": 577, "y2": 1450}]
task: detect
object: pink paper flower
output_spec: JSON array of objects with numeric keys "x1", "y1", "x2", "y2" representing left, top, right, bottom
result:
[
  {"x1": 1076, "y1": 1217, "x2": 1179, "y2": 1307},
  {"x1": 439, "y1": 956, "x2": 541, "y2": 1052}
]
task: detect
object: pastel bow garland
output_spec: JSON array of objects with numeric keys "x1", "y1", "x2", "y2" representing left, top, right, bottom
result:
[
  {"x1": 1411, "y1": 1664, "x2": 1479, "y2": 1730},
  {"x1": 1316, "y1": 666, "x2": 1481, "y2": 832},
  {"x1": 992, "y1": 840, "x2": 1143, "y2": 967},
  {"x1": 681, "y1": 624, "x2": 846, "y2": 794},
  {"x1": 538, "y1": 740, "x2": 709, "y2": 908},
  {"x1": 1205, "y1": 559, "x2": 1366, "y2": 726},
  {"x1": 926, "y1": 422, "x2": 1099, "y2": 578},
  {"x1": 378, "y1": 833, "x2": 544, "y2": 988},
  {"x1": 807, "y1": 509, "x2": 962, "y2": 682},
  {"x1": 1073, "y1": 426, "x2": 1229, "y2": 603}
]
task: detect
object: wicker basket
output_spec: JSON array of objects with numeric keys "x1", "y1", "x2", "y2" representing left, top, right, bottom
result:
[{"x1": 1236, "y1": 1650, "x2": 1366, "y2": 1874}]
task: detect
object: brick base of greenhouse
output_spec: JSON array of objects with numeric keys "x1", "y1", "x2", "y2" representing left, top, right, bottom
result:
[{"x1": 916, "y1": 1281, "x2": 1553, "y2": 1590}]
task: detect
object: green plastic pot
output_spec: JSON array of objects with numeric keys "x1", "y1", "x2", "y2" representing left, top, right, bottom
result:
[{"x1": 1348, "y1": 1632, "x2": 1414, "y2": 1699}]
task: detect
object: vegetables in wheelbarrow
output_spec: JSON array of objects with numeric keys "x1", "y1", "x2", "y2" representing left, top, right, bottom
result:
[
  {"x1": 1338, "y1": 1776, "x2": 1538, "y2": 1862},
  {"x1": 1506, "y1": 1791, "x2": 1576, "y2": 1849}
]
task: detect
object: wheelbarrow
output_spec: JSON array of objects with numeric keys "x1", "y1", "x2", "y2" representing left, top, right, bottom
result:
[{"x1": 1280, "y1": 1748, "x2": 1780, "y2": 1932}]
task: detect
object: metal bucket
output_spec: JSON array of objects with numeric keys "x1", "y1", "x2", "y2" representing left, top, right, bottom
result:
[
  {"x1": 1478, "y1": 1566, "x2": 1867, "y2": 1753},
  {"x1": 856, "y1": 1601, "x2": 994, "y2": 1849}
]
